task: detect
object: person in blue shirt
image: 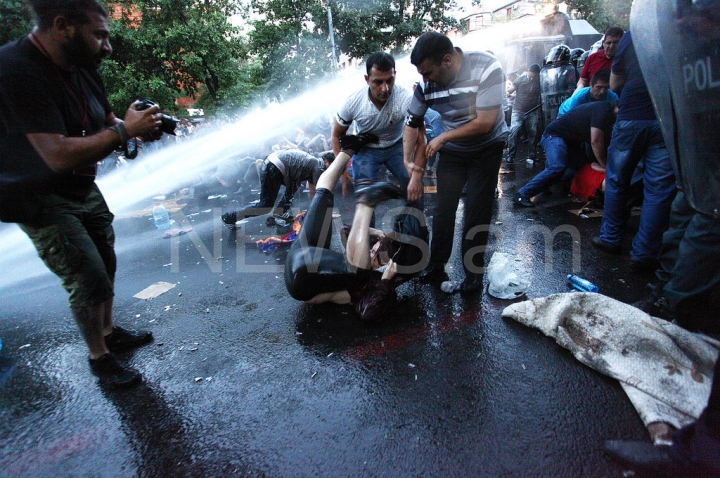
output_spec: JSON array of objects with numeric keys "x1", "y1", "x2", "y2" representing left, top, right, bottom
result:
[{"x1": 558, "y1": 69, "x2": 618, "y2": 116}]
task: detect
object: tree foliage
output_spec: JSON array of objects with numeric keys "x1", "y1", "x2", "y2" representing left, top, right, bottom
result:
[
  {"x1": 564, "y1": 0, "x2": 630, "y2": 33},
  {"x1": 249, "y1": 0, "x2": 460, "y2": 101},
  {"x1": 0, "y1": 0, "x2": 33, "y2": 46},
  {"x1": 101, "y1": 0, "x2": 257, "y2": 116}
]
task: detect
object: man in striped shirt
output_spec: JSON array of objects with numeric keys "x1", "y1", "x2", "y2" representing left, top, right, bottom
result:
[{"x1": 403, "y1": 32, "x2": 508, "y2": 294}]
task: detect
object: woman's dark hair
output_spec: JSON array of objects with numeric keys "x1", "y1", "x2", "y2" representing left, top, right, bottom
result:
[
  {"x1": 29, "y1": 0, "x2": 107, "y2": 31},
  {"x1": 353, "y1": 277, "x2": 397, "y2": 322}
]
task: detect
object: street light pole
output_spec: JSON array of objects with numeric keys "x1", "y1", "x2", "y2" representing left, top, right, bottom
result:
[{"x1": 327, "y1": 0, "x2": 338, "y2": 72}]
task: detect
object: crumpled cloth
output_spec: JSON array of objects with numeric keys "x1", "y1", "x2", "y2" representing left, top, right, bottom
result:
[
  {"x1": 256, "y1": 212, "x2": 306, "y2": 253},
  {"x1": 502, "y1": 292, "x2": 719, "y2": 432}
]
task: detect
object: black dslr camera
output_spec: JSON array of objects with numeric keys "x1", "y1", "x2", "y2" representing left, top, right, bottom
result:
[{"x1": 135, "y1": 98, "x2": 179, "y2": 136}]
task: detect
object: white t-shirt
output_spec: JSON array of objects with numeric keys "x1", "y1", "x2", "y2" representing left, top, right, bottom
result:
[{"x1": 336, "y1": 85, "x2": 412, "y2": 149}]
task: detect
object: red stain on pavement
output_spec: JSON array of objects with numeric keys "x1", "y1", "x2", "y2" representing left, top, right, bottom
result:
[{"x1": 343, "y1": 309, "x2": 481, "y2": 362}]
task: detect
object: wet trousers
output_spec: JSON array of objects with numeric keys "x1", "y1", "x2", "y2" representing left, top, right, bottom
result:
[
  {"x1": 18, "y1": 184, "x2": 115, "y2": 308},
  {"x1": 430, "y1": 143, "x2": 504, "y2": 277},
  {"x1": 600, "y1": 120, "x2": 676, "y2": 261}
]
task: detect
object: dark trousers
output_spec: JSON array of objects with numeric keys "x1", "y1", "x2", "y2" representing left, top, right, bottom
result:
[
  {"x1": 430, "y1": 143, "x2": 504, "y2": 277},
  {"x1": 657, "y1": 192, "x2": 720, "y2": 309},
  {"x1": 239, "y1": 162, "x2": 291, "y2": 218}
]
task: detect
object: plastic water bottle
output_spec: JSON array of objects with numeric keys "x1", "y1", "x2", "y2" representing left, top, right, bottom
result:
[
  {"x1": 152, "y1": 196, "x2": 171, "y2": 230},
  {"x1": 567, "y1": 274, "x2": 599, "y2": 293}
]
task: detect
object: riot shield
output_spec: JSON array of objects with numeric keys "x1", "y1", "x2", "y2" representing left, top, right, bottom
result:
[
  {"x1": 539, "y1": 62, "x2": 578, "y2": 128},
  {"x1": 632, "y1": 0, "x2": 720, "y2": 216}
]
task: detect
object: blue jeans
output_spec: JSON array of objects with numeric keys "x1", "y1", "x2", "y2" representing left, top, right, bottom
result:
[
  {"x1": 507, "y1": 108, "x2": 540, "y2": 160},
  {"x1": 600, "y1": 120, "x2": 676, "y2": 261},
  {"x1": 431, "y1": 143, "x2": 504, "y2": 277},
  {"x1": 519, "y1": 134, "x2": 589, "y2": 199},
  {"x1": 351, "y1": 141, "x2": 409, "y2": 190}
]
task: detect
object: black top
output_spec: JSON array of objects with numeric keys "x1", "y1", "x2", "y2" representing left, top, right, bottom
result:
[
  {"x1": 0, "y1": 36, "x2": 112, "y2": 199},
  {"x1": 544, "y1": 101, "x2": 615, "y2": 146}
]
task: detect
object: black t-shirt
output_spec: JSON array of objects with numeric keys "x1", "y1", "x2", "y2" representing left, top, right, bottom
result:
[
  {"x1": 544, "y1": 101, "x2": 615, "y2": 146},
  {"x1": 0, "y1": 36, "x2": 112, "y2": 199}
]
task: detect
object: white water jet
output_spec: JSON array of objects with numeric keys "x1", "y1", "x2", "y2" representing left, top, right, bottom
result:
[{"x1": 0, "y1": 22, "x2": 525, "y2": 293}]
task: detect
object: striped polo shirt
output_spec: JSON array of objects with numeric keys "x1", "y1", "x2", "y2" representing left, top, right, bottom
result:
[{"x1": 407, "y1": 49, "x2": 508, "y2": 154}]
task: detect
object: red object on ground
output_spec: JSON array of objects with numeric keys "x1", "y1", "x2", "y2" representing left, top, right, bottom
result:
[{"x1": 571, "y1": 163, "x2": 605, "y2": 202}]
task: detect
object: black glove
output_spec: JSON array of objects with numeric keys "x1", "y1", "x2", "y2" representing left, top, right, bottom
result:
[{"x1": 339, "y1": 133, "x2": 379, "y2": 156}]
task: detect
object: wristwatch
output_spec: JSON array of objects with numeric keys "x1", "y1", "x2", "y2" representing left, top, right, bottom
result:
[{"x1": 109, "y1": 122, "x2": 128, "y2": 149}]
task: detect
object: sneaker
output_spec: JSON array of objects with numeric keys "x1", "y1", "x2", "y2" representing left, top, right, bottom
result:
[
  {"x1": 221, "y1": 210, "x2": 238, "y2": 230},
  {"x1": 275, "y1": 211, "x2": 294, "y2": 222},
  {"x1": 104, "y1": 326, "x2": 153, "y2": 353},
  {"x1": 354, "y1": 181, "x2": 405, "y2": 207},
  {"x1": 460, "y1": 275, "x2": 484, "y2": 295},
  {"x1": 89, "y1": 353, "x2": 142, "y2": 389},
  {"x1": 591, "y1": 236, "x2": 621, "y2": 254},
  {"x1": 512, "y1": 192, "x2": 534, "y2": 207},
  {"x1": 419, "y1": 263, "x2": 449, "y2": 286}
]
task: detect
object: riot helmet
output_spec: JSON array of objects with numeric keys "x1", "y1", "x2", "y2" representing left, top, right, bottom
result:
[
  {"x1": 544, "y1": 45, "x2": 571, "y2": 66},
  {"x1": 570, "y1": 48, "x2": 585, "y2": 68},
  {"x1": 577, "y1": 50, "x2": 591, "y2": 69}
]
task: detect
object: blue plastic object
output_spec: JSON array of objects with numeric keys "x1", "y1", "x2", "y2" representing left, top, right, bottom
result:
[{"x1": 567, "y1": 274, "x2": 599, "y2": 293}]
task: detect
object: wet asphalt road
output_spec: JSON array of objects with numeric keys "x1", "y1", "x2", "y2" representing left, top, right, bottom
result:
[{"x1": 0, "y1": 151, "x2": 658, "y2": 477}]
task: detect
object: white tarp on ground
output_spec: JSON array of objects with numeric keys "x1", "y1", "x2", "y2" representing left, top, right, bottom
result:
[{"x1": 502, "y1": 293, "x2": 719, "y2": 433}]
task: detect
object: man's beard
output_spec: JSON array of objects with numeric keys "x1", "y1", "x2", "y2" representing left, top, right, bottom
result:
[{"x1": 63, "y1": 31, "x2": 106, "y2": 70}]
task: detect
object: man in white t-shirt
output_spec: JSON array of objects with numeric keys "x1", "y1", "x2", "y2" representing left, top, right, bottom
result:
[{"x1": 332, "y1": 52, "x2": 417, "y2": 195}]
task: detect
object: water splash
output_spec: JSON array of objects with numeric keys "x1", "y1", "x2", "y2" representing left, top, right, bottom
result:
[{"x1": 0, "y1": 19, "x2": 537, "y2": 293}]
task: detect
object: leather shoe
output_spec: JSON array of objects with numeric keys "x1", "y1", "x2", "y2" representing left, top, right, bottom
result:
[
  {"x1": 460, "y1": 275, "x2": 484, "y2": 295},
  {"x1": 419, "y1": 263, "x2": 449, "y2": 286},
  {"x1": 221, "y1": 210, "x2": 237, "y2": 230},
  {"x1": 355, "y1": 181, "x2": 405, "y2": 207},
  {"x1": 512, "y1": 192, "x2": 534, "y2": 207},
  {"x1": 604, "y1": 440, "x2": 676, "y2": 475},
  {"x1": 629, "y1": 258, "x2": 660, "y2": 274},
  {"x1": 592, "y1": 236, "x2": 621, "y2": 254}
]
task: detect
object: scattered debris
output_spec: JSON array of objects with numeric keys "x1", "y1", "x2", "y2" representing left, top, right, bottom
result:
[
  {"x1": 162, "y1": 227, "x2": 193, "y2": 239},
  {"x1": 18, "y1": 344, "x2": 31, "y2": 350},
  {"x1": 408, "y1": 363, "x2": 416, "y2": 368},
  {"x1": 190, "y1": 347, "x2": 198, "y2": 352},
  {"x1": 311, "y1": 371, "x2": 318, "y2": 379},
  {"x1": 194, "y1": 377, "x2": 203, "y2": 382},
  {"x1": 134, "y1": 282, "x2": 176, "y2": 300}
]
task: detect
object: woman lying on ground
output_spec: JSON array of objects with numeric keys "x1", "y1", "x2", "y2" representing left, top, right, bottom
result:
[{"x1": 284, "y1": 133, "x2": 428, "y2": 321}]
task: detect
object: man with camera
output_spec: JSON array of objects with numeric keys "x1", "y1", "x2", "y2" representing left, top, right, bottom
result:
[{"x1": 0, "y1": 0, "x2": 166, "y2": 388}]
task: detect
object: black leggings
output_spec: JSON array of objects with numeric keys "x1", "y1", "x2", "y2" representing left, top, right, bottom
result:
[{"x1": 284, "y1": 188, "x2": 367, "y2": 301}]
